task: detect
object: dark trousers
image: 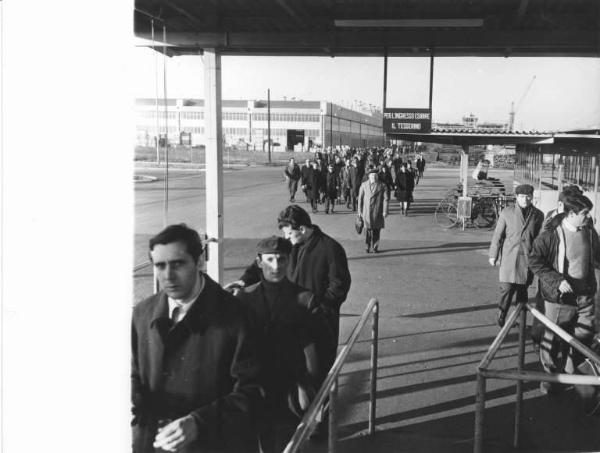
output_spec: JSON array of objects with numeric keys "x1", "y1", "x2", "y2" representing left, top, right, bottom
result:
[
  {"x1": 325, "y1": 197, "x2": 336, "y2": 212},
  {"x1": 350, "y1": 190, "x2": 359, "y2": 211},
  {"x1": 498, "y1": 282, "x2": 528, "y2": 314},
  {"x1": 308, "y1": 196, "x2": 318, "y2": 212},
  {"x1": 540, "y1": 296, "x2": 595, "y2": 374},
  {"x1": 365, "y1": 228, "x2": 381, "y2": 250},
  {"x1": 287, "y1": 179, "x2": 299, "y2": 201}
]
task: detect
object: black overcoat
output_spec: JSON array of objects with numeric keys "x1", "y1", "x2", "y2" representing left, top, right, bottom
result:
[{"x1": 131, "y1": 275, "x2": 263, "y2": 453}]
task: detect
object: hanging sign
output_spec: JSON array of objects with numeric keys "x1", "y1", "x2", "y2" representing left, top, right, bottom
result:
[{"x1": 384, "y1": 108, "x2": 431, "y2": 133}]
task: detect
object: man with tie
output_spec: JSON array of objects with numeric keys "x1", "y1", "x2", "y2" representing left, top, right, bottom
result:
[
  {"x1": 488, "y1": 184, "x2": 544, "y2": 327},
  {"x1": 131, "y1": 224, "x2": 262, "y2": 453}
]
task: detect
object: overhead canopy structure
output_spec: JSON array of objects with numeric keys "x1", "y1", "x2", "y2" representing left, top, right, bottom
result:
[{"x1": 134, "y1": 0, "x2": 600, "y2": 58}]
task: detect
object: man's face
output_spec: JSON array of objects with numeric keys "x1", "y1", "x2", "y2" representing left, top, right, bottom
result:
[
  {"x1": 368, "y1": 172, "x2": 377, "y2": 182},
  {"x1": 150, "y1": 241, "x2": 202, "y2": 300},
  {"x1": 280, "y1": 225, "x2": 305, "y2": 245},
  {"x1": 290, "y1": 158, "x2": 295, "y2": 165},
  {"x1": 257, "y1": 253, "x2": 288, "y2": 282},
  {"x1": 516, "y1": 193, "x2": 533, "y2": 209},
  {"x1": 305, "y1": 159, "x2": 310, "y2": 166},
  {"x1": 567, "y1": 209, "x2": 590, "y2": 229}
]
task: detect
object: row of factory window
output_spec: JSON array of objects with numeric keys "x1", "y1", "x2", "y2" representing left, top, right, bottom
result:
[{"x1": 137, "y1": 111, "x2": 324, "y2": 122}]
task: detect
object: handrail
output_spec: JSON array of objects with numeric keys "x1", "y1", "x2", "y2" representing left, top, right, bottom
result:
[
  {"x1": 283, "y1": 298, "x2": 379, "y2": 453},
  {"x1": 474, "y1": 302, "x2": 600, "y2": 453}
]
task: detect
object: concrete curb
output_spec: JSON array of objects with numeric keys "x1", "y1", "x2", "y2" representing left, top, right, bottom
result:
[{"x1": 134, "y1": 175, "x2": 159, "y2": 183}]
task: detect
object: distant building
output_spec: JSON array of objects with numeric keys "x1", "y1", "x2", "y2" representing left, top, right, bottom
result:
[
  {"x1": 135, "y1": 98, "x2": 384, "y2": 151},
  {"x1": 433, "y1": 113, "x2": 507, "y2": 132}
]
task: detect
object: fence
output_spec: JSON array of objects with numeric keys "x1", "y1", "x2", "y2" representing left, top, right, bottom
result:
[
  {"x1": 474, "y1": 302, "x2": 600, "y2": 453},
  {"x1": 284, "y1": 298, "x2": 380, "y2": 453}
]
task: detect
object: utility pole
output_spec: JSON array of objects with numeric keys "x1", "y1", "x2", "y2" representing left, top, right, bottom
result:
[{"x1": 267, "y1": 88, "x2": 272, "y2": 163}]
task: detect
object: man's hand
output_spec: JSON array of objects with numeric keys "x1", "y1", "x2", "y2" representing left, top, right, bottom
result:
[
  {"x1": 558, "y1": 280, "x2": 573, "y2": 294},
  {"x1": 223, "y1": 280, "x2": 245, "y2": 296},
  {"x1": 153, "y1": 415, "x2": 198, "y2": 452},
  {"x1": 383, "y1": 212, "x2": 388, "y2": 218},
  {"x1": 488, "y1": 258, "x2": 496, "y2": 267}
]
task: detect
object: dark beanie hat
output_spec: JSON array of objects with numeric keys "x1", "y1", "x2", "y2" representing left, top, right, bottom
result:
[
  {"x1": 515, "y1": 184, "x2": 534, "y2": 196},
  {"x1": 256, "y1": 236, "x2": 292, "y2": 255},
  {"x1": 277, "y1": 204, "x2": 312, "y2": 229}
]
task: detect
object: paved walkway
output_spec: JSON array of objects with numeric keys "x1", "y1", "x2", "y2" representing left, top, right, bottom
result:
[{"x1": 133, "y1": 165, "x2": 600, "y2": 452}]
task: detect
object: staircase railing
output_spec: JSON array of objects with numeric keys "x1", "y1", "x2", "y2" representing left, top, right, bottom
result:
[
  {"x1": 283, "y1": 298, "x2": 380, "y2": 453},
  {"x1": 474, "y1": 302, "x2": 600, "y2": 453}
]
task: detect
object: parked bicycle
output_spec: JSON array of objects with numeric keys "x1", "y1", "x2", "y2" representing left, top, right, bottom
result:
[{"x1": 434, "y1": 191, "x2": 515, "y2": 230}]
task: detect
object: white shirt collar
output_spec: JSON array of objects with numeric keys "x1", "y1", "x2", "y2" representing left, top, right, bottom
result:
[
  {"x1": 167, "y1": 274, "x2": 205, "y2": 323},
  {"x1": 562, "y1": 218, "x2": 580, "y2": 233}
]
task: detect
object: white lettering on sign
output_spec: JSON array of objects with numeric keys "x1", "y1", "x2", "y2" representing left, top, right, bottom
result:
[
  {"x1": 384, "y1": 112, "x2": 430, "y2": 120},
  {"x1": 391, "y1": 122, "x2": 421, "y2": 130}
]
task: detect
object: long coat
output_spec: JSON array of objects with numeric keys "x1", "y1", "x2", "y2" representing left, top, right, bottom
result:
[
  {"x1": 348, "y1": 166, "x2": 361, "y2": 195},
  {"x1": 131, "y1": 275, "x2": 263, "y2": 453},
  {"x1": 302, "y1": 167, "x2": 320, "y2": 199},
  {"x1": 358, "y1": 180, "x2": 390, "y2": 229},
  {"x1": 394, "y1": 171, "x2": 414, "y2": 202},
  {"x1": 489, "y1": 205, "x2": 544, "y2": 284},
  {"x1": 236, "y1": 278, "x2": 333, "y2": 411}
]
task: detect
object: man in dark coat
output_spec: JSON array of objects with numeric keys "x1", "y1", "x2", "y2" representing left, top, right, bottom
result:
[
  {"x1": 300, "y1": 159, "x2": 311, "y2": 202},
  {"x1": 236, "y1": 236, "x2": 332, "y2": 452},
  {"x1": 301, "y1": 161, "x2": 320, "y2": 213},
  {"x1": 132, "y1": 224, "x2": 262, "y2": 453},
  {"x1": 324, "y1": 163, "x2": 339, "y2": 214},
  {"x1": 226, "y1": 205, "x2": 351, "y2": 366},
  {"x1": 284, "y1": 157, "x2": 301, "y2": 203},
  {"x1": 347, "y1": 158, "x2": 361, "y2": 211}
]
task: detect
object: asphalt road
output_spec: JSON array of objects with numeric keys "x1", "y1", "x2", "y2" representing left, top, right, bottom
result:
[{"x1": 133, "y1": 164, "x2": 600, "y2": 452}]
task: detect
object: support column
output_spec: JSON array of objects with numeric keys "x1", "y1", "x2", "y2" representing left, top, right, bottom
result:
[
  {"x1": 461, "y1": 145, "x2": 469, "y2": 197},
  {"x1": 203, "y1": 49, "x2": 224, "y2": 283}
]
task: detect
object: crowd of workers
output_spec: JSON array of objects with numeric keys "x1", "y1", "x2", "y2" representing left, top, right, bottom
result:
[
  {"x1": 131, "y1": 155, "x2": 599, "y2": 453},
  {"x1": 132, "y1": 205, "x2": 351, "y2": 453},
  {"x1": 284, "y1": 147, "x2": 426, "y2": 252}
]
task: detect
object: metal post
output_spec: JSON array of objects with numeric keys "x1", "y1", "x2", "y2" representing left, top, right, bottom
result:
[
  {"x1": 203, "y1": 49, "x2": 224, "y2": 283},
  {"x1": 513, "y1": 306, "x2": 527, "y2": 448},
  {"x1": 369, "y1": 302, "x2": 379, "y2": 436},
  {"x1": 593, "y1": 160, "x2": 599, "y2": 224},
  {"x1": 428, "y1": 50, "x2": 434, "y2": 111},
  {"x1": 162, "y1": 25, "x2": 169, "y2": 227},
  {"x1": 473, "y1": 373, "x2": 486, "y2": 453},
  {"x1": 267, "y1": 88, "x2": 271, "y2": 163},
  {"x1": 557, "y1": 163, "x2": 564, "y2": 192},
  {"x1": 151, "y1": 20, "x2": 160, "y2": 165},
  {"x1": 328, "y1": 379, "x2": 338, "y2": 453},
  {"x1": 382, "y1": 48, "x2": 388, "y2": 145}
]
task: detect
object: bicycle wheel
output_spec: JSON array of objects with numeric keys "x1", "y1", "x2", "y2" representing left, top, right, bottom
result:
[
  {"x1": 435, "y1": 200, "x2": 459, "y2": 228},
  {"x1": 472, "y1": 198, "x2": 497, "y2": 229}
]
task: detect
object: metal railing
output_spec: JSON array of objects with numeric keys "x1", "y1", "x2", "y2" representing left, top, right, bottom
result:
[
  {"x1": 474, "y1": 302, "x2": 600, "y2": 453},
  {"x1": 283, "y1": 298, "x2": 380, "y2": 453}
]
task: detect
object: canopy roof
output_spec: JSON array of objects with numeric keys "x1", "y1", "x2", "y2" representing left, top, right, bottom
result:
[{"x1": 134, "y1": 0, "x2": 600, "y2": 57}]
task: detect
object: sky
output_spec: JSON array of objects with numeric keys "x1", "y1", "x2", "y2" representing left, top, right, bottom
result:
[{"x1": 133, "y1": 47, "x2": 600, "y2": 131}]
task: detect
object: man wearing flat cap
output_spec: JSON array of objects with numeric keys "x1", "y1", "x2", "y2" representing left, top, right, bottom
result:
[
  {"x1": 236, "y1": 235, "x2": 332, "y2": 452},
  {"x1": 489, "y1": 184, "x2": 544, "y2": 326}
]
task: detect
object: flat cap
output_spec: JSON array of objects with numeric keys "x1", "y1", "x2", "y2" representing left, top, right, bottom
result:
[
  {"x1": 367, "y1": 167, "x2": 379, "y2": 174},
  {"x1": 515, "y1": 184, "x2": 534, "y2": 196},
  {"x1": 257, "y1": 236, "x2": 292, "y2": 255}
]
